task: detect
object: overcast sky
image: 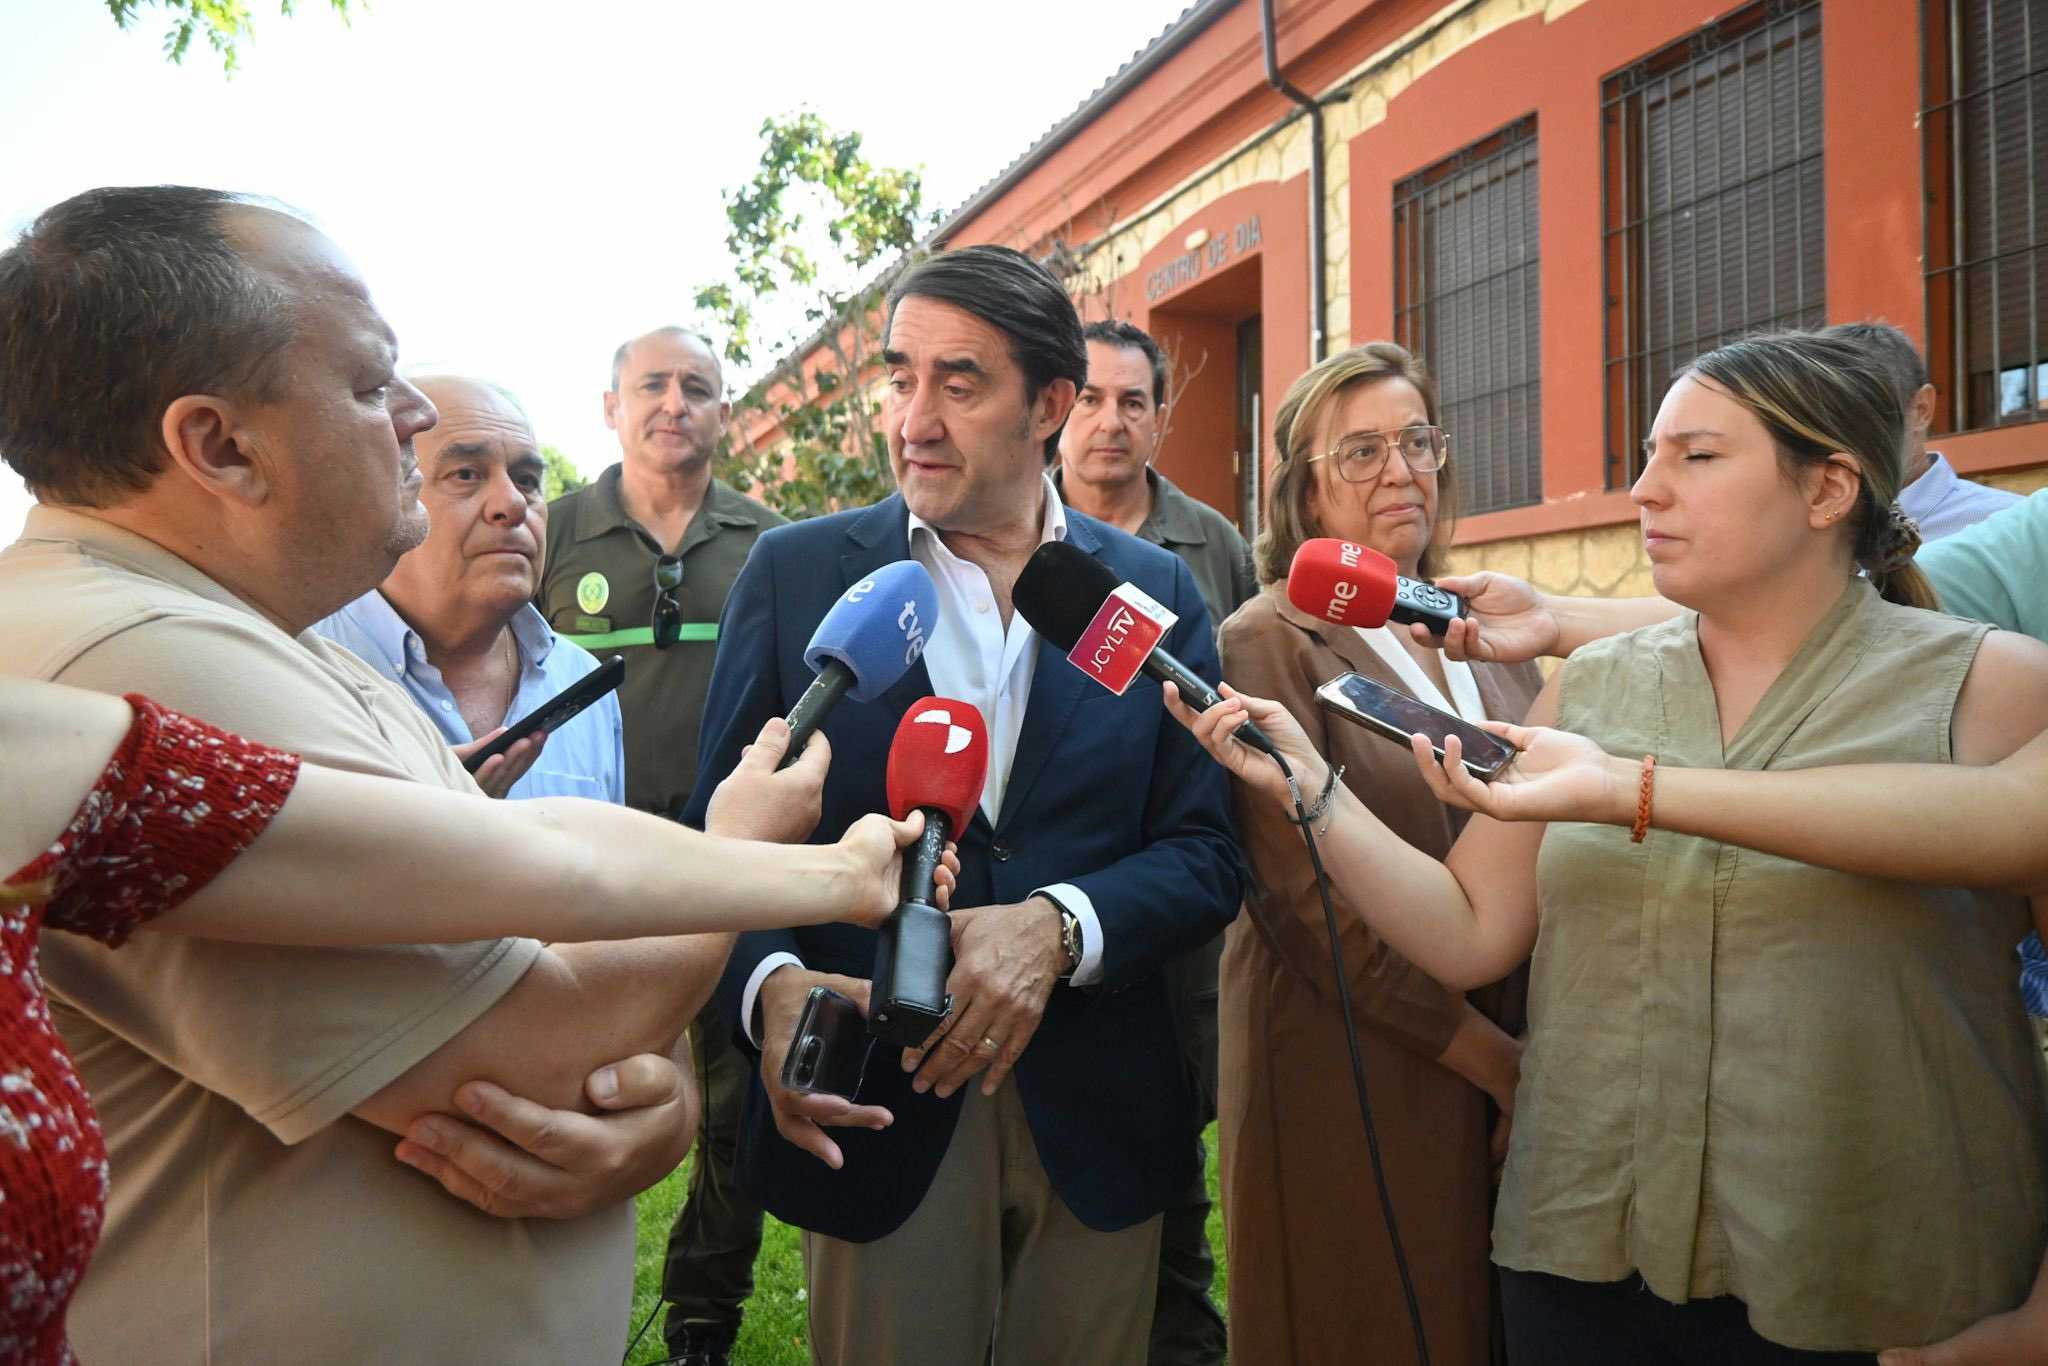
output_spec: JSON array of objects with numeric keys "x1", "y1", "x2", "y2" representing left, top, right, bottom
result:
[{"x1": 0, "y1": 0, "x2": 1189, "y2": 540}]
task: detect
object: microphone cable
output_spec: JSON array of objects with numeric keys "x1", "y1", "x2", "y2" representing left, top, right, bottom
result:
[
  {"x1": 1269, "y1": 747, "x2": 1432, "y2": 1366},
  {"x1": 622, "y1": 1299, "x2": 659, "y2": 1363}
]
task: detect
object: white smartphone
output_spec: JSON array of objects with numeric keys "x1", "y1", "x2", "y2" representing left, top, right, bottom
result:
[{"x1": 1314, "y1": 671, "x2": 1518, "y2": 781}]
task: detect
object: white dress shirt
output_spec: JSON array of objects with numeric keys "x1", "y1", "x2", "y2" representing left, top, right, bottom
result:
[
  {"x1": 742, "y1": 477, "x2": 1108, "y2": 1042},
  {"x1": 1352, "y1": 622, "x2": 1487, "y2": 722}
]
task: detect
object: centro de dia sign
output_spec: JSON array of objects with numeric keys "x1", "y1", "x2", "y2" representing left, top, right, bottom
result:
[{"x1": 1145, "y1": 215, "x2": 1263, "y2": 303}]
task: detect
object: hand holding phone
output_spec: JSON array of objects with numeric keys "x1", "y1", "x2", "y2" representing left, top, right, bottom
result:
[
  {"x1": 1314, "y1": 671, "x2": 1519, "y2": 781},
  {"x1": 779, "y1": 987, "x2": 875, "y2": 1100},
  {"x1": 461, "y1": 655, "x2": 625, "y2": 774}
]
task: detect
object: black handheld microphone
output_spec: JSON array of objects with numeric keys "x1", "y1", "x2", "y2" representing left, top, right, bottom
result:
[
  {"x1": 869, "y1": 699, "x2": 991, "y2": 1049},
  {"x1": 1012, "y1": 540, "x2": 1281, "y2": 759}
]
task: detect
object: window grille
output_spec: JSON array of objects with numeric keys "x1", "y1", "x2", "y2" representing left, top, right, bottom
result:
[
  {"x1": 1923, "y1": 0, "x2": 2048, "y2": 432},
  {"x1": 1394, "y1": 115, "x2": 1541, "y2": 515},
  {"x1": 1602, "y1": 0, "x2": 1824, "y2": 486}
]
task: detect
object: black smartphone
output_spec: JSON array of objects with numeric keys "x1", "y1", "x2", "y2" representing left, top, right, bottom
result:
[
  {"x1": 779, "y1": 987, "x2": 874, "y2": 1100},
  {"x1": 461, "y1": 655, "x2": 625, "y2": 774},
  {"x1": 1313, "y1": 671, "x2": 1519, "y2": 781}
]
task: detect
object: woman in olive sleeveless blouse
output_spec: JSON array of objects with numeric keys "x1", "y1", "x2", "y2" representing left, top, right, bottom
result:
[{"x1": 1165, "y1": 332, "x2": 2048, "y2": 1362}]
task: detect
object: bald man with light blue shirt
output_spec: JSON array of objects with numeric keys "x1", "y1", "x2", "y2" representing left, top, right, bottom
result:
[{"x1": 315, "y1": 375, "x2": 624, "y2": 804}]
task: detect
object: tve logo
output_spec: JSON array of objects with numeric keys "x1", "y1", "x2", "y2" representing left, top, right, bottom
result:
[
  {"x1": 897, "y1": 599, "x2": 928, "y2": 665},
  {"x1": 1066, "y1": 584, "x2": 1177, "y2": 695}
]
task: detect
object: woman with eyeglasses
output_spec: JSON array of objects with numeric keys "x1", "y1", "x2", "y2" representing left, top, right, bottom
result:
[
  {"x1": 1208, "y1": 342, "x2": 1541, "y2": 1366},
  {"x1": 1173, "y1": 331, "x2": 2048, "y2": 1363}
]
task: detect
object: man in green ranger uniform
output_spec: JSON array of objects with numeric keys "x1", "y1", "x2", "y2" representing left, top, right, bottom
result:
[{"x1": 538, "y1": 326, "x2": 785, "y2": 1366}]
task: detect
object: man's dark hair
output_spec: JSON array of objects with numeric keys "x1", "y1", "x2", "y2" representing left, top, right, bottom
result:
[
  {"x1": 885, "y1": 245, "x2": 1086, "y2": 459},
  {"x1": 1081, "y1": 319, "x2": 1168, "y2": 409},
  {"x1": 1818, "y1": 320, "x2": 1931, "y2": 419},
  {"x1": 610, "y1": 326, "x2": 722, "y2": 392},
  {"x1": 0, "y1": 186, "x2": 297, "y2": 507}
]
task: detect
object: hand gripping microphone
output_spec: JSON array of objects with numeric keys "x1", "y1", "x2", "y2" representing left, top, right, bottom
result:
[
  {"x1": 869, "y1": 698, "x2": 990, "y2": 1049},
  {"x1": 780, "y1": 560, "x2": 938, "y2": 769},
  {"x1": 1012, "y1": 540, "x2": 1281, "y2": 759},
  {"x1": 1286, "y1": 537, "x2": 1468, "y2": 635}
]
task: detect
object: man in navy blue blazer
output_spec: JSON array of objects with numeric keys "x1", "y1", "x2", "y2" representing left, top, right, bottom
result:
[{"x1": 684, "y1": 246, "x2": 1242, "y2": 1365}]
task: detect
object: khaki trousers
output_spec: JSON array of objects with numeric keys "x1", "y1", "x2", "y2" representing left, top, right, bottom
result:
[{"x1": 802, "y1": 1081, "x2": 1163, "y2": 1366}]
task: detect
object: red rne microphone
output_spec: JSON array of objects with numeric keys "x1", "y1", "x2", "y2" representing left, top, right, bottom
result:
[
  {"x1": 1286, "y1": 538, "x2": 1469, "y2": 636},
  {"x1": 870, "y1": 699, "x2": 991, "y2": 1049}
]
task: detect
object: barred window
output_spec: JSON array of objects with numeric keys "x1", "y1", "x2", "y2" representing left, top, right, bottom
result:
[
  {"x1": 1924, "y1": 0, "x2": 2048, "y2": 432},
  {"x1": 1393, "y1": 116, "x2": 1541, "y2": 516},
  {"x1": 1602, "y1": 0, "x2": 1824, "y2": 486}
]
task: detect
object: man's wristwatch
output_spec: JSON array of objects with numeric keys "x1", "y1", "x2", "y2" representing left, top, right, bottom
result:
[{"x1": 1052, "y1": 903, "x2": 1083, "y2": 979}]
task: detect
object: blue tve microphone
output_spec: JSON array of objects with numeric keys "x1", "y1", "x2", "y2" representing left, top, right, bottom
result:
[{"x1": 780, "y1": 560, "x2": 939, "y2": 768}]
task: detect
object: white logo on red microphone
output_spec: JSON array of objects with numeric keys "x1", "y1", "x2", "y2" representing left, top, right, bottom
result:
[
  {"x1": 1089, "y1": 607, "x2": 1138, "y2": 671},
  {"x1": 1066, "y1": 585, "x2": 1176, "y2": 695},
  {"x1": 1323, "y1": 542, "x2": 1365, "y2": 621},
  {"x1": 910, "y1": 705, "x2": 973, "y2": 754}
]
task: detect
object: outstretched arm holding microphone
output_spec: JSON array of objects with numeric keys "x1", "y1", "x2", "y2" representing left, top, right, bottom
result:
[
  {"x1": 1407, "y1": 717, "x2": 2048, "y2": 897},
  {"x1": 1163, "y1": 677, "x2": 1551, "y2": 991},
  {"x1": 1154, "y1": 534, "x2": 1555, "y2": 990}
]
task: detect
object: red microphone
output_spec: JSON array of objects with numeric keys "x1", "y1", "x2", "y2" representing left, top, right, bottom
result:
[
  {"x1": 1286, "y1": 538, "x2": 1468, "y2": 636},
  {"x1": 870, "y1": 699, "x2": 990, "y2": 1048}
]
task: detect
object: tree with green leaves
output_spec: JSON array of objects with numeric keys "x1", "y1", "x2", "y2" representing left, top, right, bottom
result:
[
  {"x1": 103, "y1": 0, "x2": 351, "y2": 72},
  {"x1": 696, "y1": 111, "x2": 931, "y2": 521},
  {"x1": 540, "y1": 444, "x2": 587, "y2": 502}
]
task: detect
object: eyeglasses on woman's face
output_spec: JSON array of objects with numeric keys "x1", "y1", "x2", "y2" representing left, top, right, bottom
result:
[{"x1": 1306, "y1": 424, "x2": 1450, "y2": 483}]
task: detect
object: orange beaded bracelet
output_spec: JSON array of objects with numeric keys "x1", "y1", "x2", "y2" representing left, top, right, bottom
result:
[{"x1": 1629, "y1": 753, "x2": 1657, "y2": 844}]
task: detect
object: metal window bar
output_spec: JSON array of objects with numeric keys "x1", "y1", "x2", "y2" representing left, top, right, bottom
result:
[
  {"x1": 1922, "y1": 0, "x2": 2048, "y2": 433},
  {"x1": 1393, "y1": 115, "x2": 1542, "y2": 515},
  {"x1": 1600, "y1": 0, "x2": 1825, "y2": 486}
]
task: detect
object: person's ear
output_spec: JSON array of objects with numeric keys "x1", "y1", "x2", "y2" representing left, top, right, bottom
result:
[
  {"x1": 159, "y1": 394, "x2": 270, "y2": 506},
  {"x1": 1809, "y1": 453, "x2": 1864, "y2": 529},
  {"x1": 1911, "y1": 382, "x2": 1937, "y2": 437},
  {"x1": 602, "y1": 388, "x2": 620, "y2": 432},
  {"x1": 1033, "y1": 377, "x2": 1077, "y2": 445},
  {"x1": 716, "y1": 397, "x2": 732, "y2": 432}
]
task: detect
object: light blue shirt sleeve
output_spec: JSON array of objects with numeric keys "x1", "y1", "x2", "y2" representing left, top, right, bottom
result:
[{"x1": 1917, "y1": 489, "x2": 2048, "y2": 641}]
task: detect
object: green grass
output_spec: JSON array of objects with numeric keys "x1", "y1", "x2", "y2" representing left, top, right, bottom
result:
[{"x1": 626, "y1": 1122, "x2": 1227, "y2": 1365}]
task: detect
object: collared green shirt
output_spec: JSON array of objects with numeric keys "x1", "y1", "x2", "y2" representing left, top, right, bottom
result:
[
  {"x1": 538, "y1": 466, "x2": 785, "y2": 816},
  {"x1": 1052, "y1": 465, "x2": 1258, "y2": 625},
  {"x1": 1501, "y1": 580, "x2": 2044, "y2": 1351}
]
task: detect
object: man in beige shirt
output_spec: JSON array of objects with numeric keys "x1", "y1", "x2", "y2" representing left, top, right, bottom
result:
[{"x1": 0, "y1": 186, "x2": 748, "y2": 1362}]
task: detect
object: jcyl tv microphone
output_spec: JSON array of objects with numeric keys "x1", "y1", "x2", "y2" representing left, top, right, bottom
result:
[
  {"x1": 869, "y1": 698, "x2": 990, "y2": 1049},
  {"x1": 781, "y1": 560, "x2": 938, "y2": 768},
  {"x1": 1286, "y1": 537, "x2": 1468, "y2": 636},
  {"x1": 1011, "y1": 541, "x2": 1280, "y2": 759}
]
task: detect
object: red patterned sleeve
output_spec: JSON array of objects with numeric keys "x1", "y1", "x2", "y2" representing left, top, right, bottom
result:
[{"x1": 40, "y1": 694, "x2": 303, "y2": 947}]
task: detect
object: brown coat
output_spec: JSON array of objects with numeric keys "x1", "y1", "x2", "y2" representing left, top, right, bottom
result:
[{"x1": 1215, "y1": 585, "x2": 1542, "y2": 1366}]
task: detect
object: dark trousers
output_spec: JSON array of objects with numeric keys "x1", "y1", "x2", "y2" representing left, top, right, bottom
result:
[
  {"x1": 1499, "y1": 1269, "x2": 1880, "y2": 1366},
  {"x1": 661, "y1": 1000, "x2": 766, "y2": 1348},
  {"x1": 1150, "y1": 931, "x2": 1228, "y2": 1366}
]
